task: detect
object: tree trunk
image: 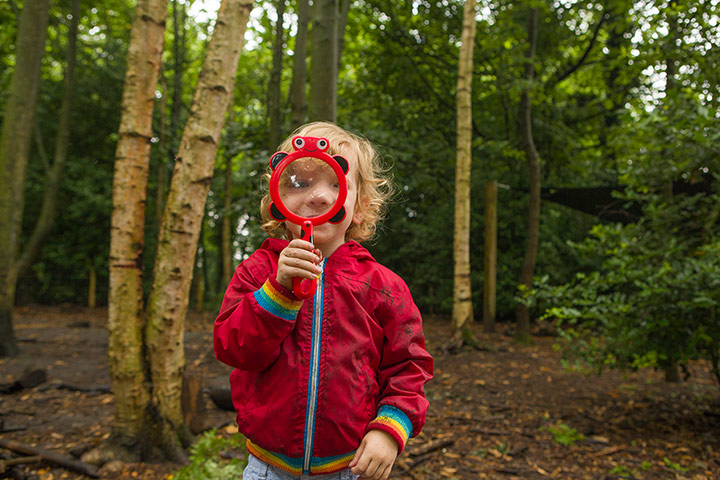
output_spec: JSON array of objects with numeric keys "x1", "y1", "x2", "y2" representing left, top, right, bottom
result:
[
  {"x1": 16, "y1": 0, "x2": 80, "y2": 280},
  {"x1": 144, "y1": 0, "x2": 253, "y2": 458},
  {"x1": 449, "y1": 0, "x2": 477, "y2": 351},
  {"x1": 289, "y1": 0, "x2": 310, "y2": 130},
  {"x1": 156, "y1": 74, "x2": 168, "y2": 232},
  {"x1": 107, "y1": 0, "x2": 167, "y2": 456},
  {"x1": 0, "y1": 0, "x2": 50, "y2": 358},
  {"x1": 336, "y1": 0, "x2": 351, "y2": 74},
  {"x1": 515, "y1": 7, "x2": 540, "y2": 344},
  {"x1": 170, "y1": 0, "x2": 186, "y2": 149},
  {"x1": 308, "y1": 0, "x2": 338, "y2": 122},
  {"x1": 88, "y1": 263, "x2": 97, "y2": 309},
  {"x1": 483, "y1": 180, "x2": 497, "y2": 333},
  {"x1": 268, "y1": 0, "x2": 285, "y2": 149},
  {"x1": 222, "y1": 153, "x2": 233, "y2": 286}
]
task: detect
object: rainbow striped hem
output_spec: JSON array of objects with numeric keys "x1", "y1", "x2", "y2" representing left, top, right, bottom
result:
[
  {"x1": 367, "y1": 405, "x2": 413, "y2": 452},
  {"x1": 246, "y1": 439, "x2": 355, "y2": 475},
  {"x1": 253, "y1": 279, "x2": 303, "y2": 321}
]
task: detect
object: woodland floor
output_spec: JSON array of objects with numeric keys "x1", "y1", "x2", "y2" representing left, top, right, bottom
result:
[{"x1": 1, "y1": 305, "x2": 719, "y2": 480}]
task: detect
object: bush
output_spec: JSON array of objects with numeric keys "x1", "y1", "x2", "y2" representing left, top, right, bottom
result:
[
  {"x1": 172, "y1": 430, "x2": 247, "y2": 480},
  {"x1": 531, "y1": 191, "x2": 720, "y2": 393}
]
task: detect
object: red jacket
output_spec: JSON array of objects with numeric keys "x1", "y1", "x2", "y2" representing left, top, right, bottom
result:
[{"x1": 214, "y1": 238, "x2": 433, "y2": 476}]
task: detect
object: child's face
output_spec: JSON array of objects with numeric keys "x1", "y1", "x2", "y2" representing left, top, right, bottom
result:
[{"x1": 284, "y1": 147, "x2": 362, "y2": 256}]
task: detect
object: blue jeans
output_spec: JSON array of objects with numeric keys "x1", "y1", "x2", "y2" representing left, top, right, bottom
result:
[{"x1": 243, "y1": 454, "x2": 359, "y2": 480}]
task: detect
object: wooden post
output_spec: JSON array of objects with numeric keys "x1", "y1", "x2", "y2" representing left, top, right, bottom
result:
[
  {"x1": 88, "y1": 264, "x2": 96, "y2": 309},
  {"x1": 483, "y1": 180, "x2": 497, "y2": 333}
]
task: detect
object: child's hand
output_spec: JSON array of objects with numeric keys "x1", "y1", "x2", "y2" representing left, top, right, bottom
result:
[
  {"x1": 349, "y1": 430, "x2": 398, "y2": 480},
  {"x1": 276, "y1": 239, "x2": 323, "y2": 291}
]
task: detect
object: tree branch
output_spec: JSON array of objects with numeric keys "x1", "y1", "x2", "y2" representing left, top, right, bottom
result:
[{"x1": 550, "y1": 10, "x2": 607, "y2": 87}]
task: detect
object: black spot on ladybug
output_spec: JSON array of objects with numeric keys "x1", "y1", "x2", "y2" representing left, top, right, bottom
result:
[
  {"x1": 270, "y1": 152, "x2": 287, "y2": 170},
  {"x1": 333, "y1": 155, "x2": 349, "y2": 174},
  {"x1": 329, "y1": 207, "x2": 346, "y2": 224},
  {"x1": 270, "y1": 202, "x2": 285, "y2": 221}
]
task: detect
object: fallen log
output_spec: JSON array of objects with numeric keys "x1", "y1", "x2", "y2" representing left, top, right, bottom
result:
[
  {"x1": 0, "y1": 455, "x2": 42, "y2": 473},
  {"x1": 0, "y1": 438, "x2": 99, "y2": 478}
]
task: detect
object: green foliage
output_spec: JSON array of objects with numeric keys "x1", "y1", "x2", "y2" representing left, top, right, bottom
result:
[
  {"x1": 608, "y1": 464, "x2": 635, "y2": 477},
  {"x1": 4, "y1": 0, "x2": 718, "y2": 328},
  {"x1": 662, "y1": 457, "x2": 687, "y2": 472},
  {"x1": 533, "y1": 190, "x2": 720, "y2": 390},
  {"x1": 540, "y1": 422, "x2": 584, "y2": 446},
  {"x1": 172, "y1": 430, "x2": 247, "y2": 480}
]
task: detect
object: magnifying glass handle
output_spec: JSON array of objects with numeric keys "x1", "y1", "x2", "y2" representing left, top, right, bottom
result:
[{"x1": 293, "y1": 221, "x2": 317, "y2": 299}]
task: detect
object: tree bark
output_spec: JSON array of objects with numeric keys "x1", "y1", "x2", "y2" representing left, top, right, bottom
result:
[
  {"x1": 269, "y1": 0, "x2": 286, "y2": 149},
  {"x1": 336, "y1": 0, "x2": 351, "y2": 74},
  {"x1": 0, "y1": 0, "x2": 50, "y2": 358},
  {"x1": 449, "y1": 0, "x2": 477, "y2": 349},
  {"x1": 170, "y1": 0, "x2": 186, "y2": 150},
  {"x1": 308, "y1": 0, "x2": 338, "y2": 122},
  {"x1": 156, "y1": 74, "x2": 168, "y2": 232},
  {"x1": 144, "y1": 0, "x2": 253, "y2": 458},
  {"x1": 515, "y1": 7, "x2": 540, "y2": 343},
  {"x1": 289, "y1": 0, "x2": 310, "y2": 130},
  {"x1": 483, "y1": 180, "x2": 497, "y2": 333},
  {"x1": 222, "y1": 153, "x2": 233, "y2": 286},
  {"x1": 16, "y1": 0, "x2": 80, "y2": 280},
  {"x1": 107, "y1": 0, "x2": 167, "y2": 455}
]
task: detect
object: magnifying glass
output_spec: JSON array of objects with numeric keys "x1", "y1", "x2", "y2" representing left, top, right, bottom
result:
[{"x1": 268, "y1": 136, "x2": 349, "y2": 299}]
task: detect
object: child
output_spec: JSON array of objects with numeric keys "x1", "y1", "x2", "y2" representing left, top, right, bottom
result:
[{"x1": 214, "y1": 122, "x2": 433, "y2": 480}]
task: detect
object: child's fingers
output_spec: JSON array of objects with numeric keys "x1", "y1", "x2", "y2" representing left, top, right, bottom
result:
[
  {"x1": 282, "y1": 247, "x2": 320, "y2": 266},
  {"x1": 358, "y1": 458, "x2": 380, "y2": 480},
  {"x1": 378, "y1": 463, "x2": 393, "y2": 480},
  {"x1": 349, "y1": 442, "x2": 364, "y2": 469},
  {"x1": 287, "y1": 238, "x2": 315, "y2": 251}
]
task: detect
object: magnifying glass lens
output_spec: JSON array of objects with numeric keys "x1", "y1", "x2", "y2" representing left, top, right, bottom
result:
[{"x1": 278, "y1": 158, "x2": 340, "y2": 220}]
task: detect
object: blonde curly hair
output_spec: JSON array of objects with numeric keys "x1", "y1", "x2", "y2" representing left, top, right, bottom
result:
[{"x1": 260, "y1": 122, "x2": 393, "y2": 243}]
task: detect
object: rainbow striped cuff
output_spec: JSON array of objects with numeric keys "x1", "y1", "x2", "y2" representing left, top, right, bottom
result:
[
  {"x1": 246, "y1": 439, "x2": 355, "y2": 475},
  {"x1": 253, "y1": 278, "x2": 303, "y2": 321},
  {"x1": 366, "y1": 405, "x2": 413, "y2": 453}
]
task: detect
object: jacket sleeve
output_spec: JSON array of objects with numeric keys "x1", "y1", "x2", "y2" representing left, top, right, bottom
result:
[
  {"x1": 213, "y1": 251, "x2": 304, "y2": 372},
  {"x1": 365, "y1": 277, "x2": 434, "y2": 453}
]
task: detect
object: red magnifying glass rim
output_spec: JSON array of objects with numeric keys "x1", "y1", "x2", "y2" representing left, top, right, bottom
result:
[{"x1": 268, "y1": 150, "x2": 348, "y2": 226}]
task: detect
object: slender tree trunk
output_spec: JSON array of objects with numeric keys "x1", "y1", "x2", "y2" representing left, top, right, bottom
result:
[
  {"x1": 156, "y1": 74, "x2": 168, "y2": 232},
  {"x1": 663, "y1": 0, "x2": 680, "y2": 383},
  {"x1": 107, "y1": 0, "x2": 167, "y2": 456},
  {"x1": 449, "y1": 0, "x2": 477, "y2": 350},
  {"x1": 483, "y1": 180, "x2": 497, "y2": 333},
  {"x1": 268, "y1": 0, "x2": 286, "y2": 149},
  {"x1": 88, "y1": 262, "x2": 97, "y2": 309},
  {"x1": 336, "y1": 0, "x2": 351, "y2": 74},
  {"x1": 0, "y1": 0, "x2": 50, "y2": 358},
  {"x1": 289, "y1": 0, "x2": 310, "y2": 130},
  {"x1": 144, "y1": 0, "x2": 253, "y2": 458},
  {"x1": 16, "y1": 0, "x2": 80, "y2": 280},
  {"x1": 515, "y1": 7, "x2": 540, "y2": 343},
  {"x1": 308, "y1": 0, "x2": 338, "y2": 122},
  {"x1": 222, "y1": 153, "x2": 233, "y2": 286},
  {"x1": 170, "y1": 0, "x2": 186, "y2": 154}
]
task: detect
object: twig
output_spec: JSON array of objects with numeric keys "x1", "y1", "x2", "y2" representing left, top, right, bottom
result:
[
  {"x1": 587, "y1": 445, "x2": 626, "y2": 458},
  {"x1": 0, "y1": 438, "x2": 99, "y2": 478},
  {"x1": 0, "y1": 425, "x2": 28, "y2": 433},
  {"x1": 406, "y1": 437, "x2": 455, "y2": 457}
]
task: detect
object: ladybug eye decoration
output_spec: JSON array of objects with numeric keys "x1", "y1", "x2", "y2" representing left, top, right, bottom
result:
[{"x1": 267, "y1": 136, "x2": 350, "y2": 299}]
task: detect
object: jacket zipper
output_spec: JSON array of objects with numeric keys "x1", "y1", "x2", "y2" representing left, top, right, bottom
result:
[{"x1": 303, "y1": 259, "x2": 326, "y2": 474}]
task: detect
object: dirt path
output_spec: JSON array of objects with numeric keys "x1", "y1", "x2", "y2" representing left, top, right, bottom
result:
[{"x1": 1, "y1": 306, "x2": 718, "y2": 479}]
